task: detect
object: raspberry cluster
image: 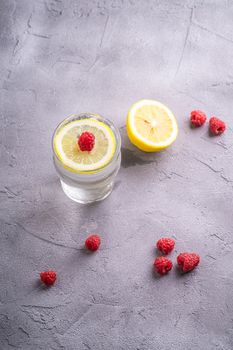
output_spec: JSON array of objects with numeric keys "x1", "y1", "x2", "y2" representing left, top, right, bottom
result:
[
  {"x1": 154, "y1": 236, "x2": 200, "y2": 276},
  {"x1": 190, "y1": 109, "x2": 226, "y2": 136}
]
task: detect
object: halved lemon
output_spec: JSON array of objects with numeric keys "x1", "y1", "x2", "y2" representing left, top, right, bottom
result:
[
  {"x1": 126, "y1": 99, "x2": 178, "y2": 152},
  {"x1": 53, "y1": 118, "x2": 116, "y2": 172}
]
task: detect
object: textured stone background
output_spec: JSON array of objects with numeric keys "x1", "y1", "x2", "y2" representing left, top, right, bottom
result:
[{"x1": 1, "y1": 0, "x2": 233, "y2": 349}]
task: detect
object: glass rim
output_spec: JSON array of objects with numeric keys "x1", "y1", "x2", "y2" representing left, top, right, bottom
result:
[{"x1": 52, "y1": 112, "x2": 121, "y2": 174}]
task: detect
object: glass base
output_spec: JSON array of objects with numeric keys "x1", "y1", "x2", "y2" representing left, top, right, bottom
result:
[{"x1": 60, "y1": 180, "x2": 113, "y2": 204}]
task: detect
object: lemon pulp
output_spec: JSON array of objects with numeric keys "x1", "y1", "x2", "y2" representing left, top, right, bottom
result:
[
  {"x1": 54, "y1": 118, "x2": 116, "y2": 172},
  {"x1": 127, "y1": 99, "x2": 178, "y2": 152}
]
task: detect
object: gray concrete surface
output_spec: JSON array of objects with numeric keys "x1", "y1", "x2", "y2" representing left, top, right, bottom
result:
[{"x1": 1, "y1": 0, "x2": 233, "y2": 349}]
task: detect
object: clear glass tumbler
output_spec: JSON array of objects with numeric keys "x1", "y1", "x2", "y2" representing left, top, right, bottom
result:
[{"x1": 52, "y1": 113, "x2": 121, "y2": 204}]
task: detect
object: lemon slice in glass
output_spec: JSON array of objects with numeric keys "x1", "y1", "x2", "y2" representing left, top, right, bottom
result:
[
  {"x1": 127, "y1": 99, "x2": 178, "y2": 152},
  {"x1": 53, "y1": 118, "x2": 116, "y2": 172}
]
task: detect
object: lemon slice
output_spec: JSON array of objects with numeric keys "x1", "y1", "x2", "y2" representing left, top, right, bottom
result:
[
  {"x1": 54, "y1": 118, "x2": 116, "y2": 172},
  {"x1": 126, "y1": 99, "x2": 178, "y2": 152}
]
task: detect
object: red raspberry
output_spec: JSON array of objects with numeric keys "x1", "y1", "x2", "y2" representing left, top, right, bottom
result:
[
  {"x1": 190, "y1": 110, "x2": 207, "y2": 127},
  {"x1": 154, "y1": 257, "x2": 173, "y2": 275},
  {"x1": 40, "y1": 270, "x2": 57, "y2": 286},
  {"x1": 78, "y1": 132, "x2": 95, "y2": 151},
  {"x1": 156, "y1": 237, "x2": 175, "y2": 255},
  {"x1": 209, "y1": 117, "x2": 226, "y2": 135},
  {"x1": 85, "y1": 234, "x2": 101, "y2": 251},
  {"x1": 177, "y1": 253, "x2": 200, "y2": 272}
]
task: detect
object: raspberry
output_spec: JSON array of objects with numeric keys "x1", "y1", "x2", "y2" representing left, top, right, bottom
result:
[
  {"x1": 40, "y1": 270, "x2": 57, "y2": 286},
  {"x1": 209, "y1": 117, "x2": 226, "y2": 135},
  {"x1": 78, "y1": 131, "x2": 95, "y2": 151},
  {"x1": 190, "y1": 110, "x2": 207, "y2": 127},
  {"x1": 154, "y1": 257, "x2": 173, "y2": 275},
  {"x1": 85, "y1": 234, "x2": 101, "y2": 251},
  {"x1": 156, "y1": 237, "x2": 175, "y2": 255},
  {"x1": 177, "y1": 253, "x2": 200, "y2": 272}
]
